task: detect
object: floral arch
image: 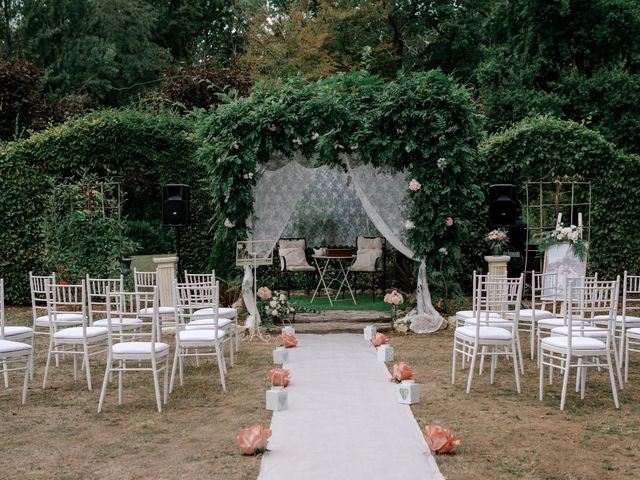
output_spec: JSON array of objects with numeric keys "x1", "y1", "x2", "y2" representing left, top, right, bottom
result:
[{"x1": 195, "y1": 70, "x2": 483, "y2": 331}]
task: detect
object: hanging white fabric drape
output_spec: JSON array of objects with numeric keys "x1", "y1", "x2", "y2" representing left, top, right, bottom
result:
[
  {"x1": 243, "y1": 157, "x2": 443, "y2": 333},
  {"x1": 346, "y1": 159, "x2": 443, "y2": 333},
  {"x1": 242, "y1": 160, "x2": 315, "y2": 330}
]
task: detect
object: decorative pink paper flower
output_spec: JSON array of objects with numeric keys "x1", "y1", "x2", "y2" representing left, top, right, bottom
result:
[
  {"x1": 371, "y1": 332, "x2": 388, "y2": 346},
  {"x1": 424, "y1": 425, "x2": 460, "y2": 454},
  {"x1": 281, "y1": 333, "x2": 298, "y2": 348},
  {"x1": 268, "y1": 367, "x2": 290, "y2": 387},
  {"x1": 237, "y1": 424, "x2": 272, "y2": 455},
  {"x1": 446, "y1": 216, "x2": 454, "y2": 227},
  {"x1": 257, "y1": 287, "x2": 272, "y2": 300},
  {"x1": 408, "y1": 179, "x2": 422, "y2": 191},
  {"x1": 392, "y1": 362, "x2": 413, "y2": 382}
]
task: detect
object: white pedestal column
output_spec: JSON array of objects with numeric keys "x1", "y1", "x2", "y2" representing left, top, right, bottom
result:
[
  {"x1": 153, "y1": 256, "x2": 178, "y2": 307},
  {"x1": 484, "y1": 255, "x2": 510, "y2": 277}
]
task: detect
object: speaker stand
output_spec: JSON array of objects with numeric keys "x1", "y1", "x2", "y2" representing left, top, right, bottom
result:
[{"x1": 175, "y1": 226, "x2": 182, "y2": 282}]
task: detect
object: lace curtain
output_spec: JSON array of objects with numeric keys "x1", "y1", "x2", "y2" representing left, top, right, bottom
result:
[{"x1": 242, "y1": 158, "x2": 443, "y2": 333}]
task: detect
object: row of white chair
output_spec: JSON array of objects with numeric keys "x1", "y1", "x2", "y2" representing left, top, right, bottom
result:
[
  {"x1": 453, "y1": 272, "x2": 632, "y2": 410},
  {"x1": 1, "y1": 272, "x2": 238, "y2": 410}
]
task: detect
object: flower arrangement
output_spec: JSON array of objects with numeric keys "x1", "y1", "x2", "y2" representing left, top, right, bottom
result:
[
  {"x1": 384, "y1": 290, "x2": 404, "y2": 322},
  {"x1": 485, "y1": 229, "x2": 509, "y2": 255},
  {"x1": 391, "y1": 362, "x2": 414, "y2": 383},
  {"x1": 268, "y1": 367, "x2": 290, "y2": 387},
  {"x1": 424, "y1": 425, "x2": 460, "y2": 454},
  {"x1": 257, "y1": 288, "x2": 296, "y2": 330},
  {"x1": 371, "y1": 332, "x2": 388, "y2": 347},
  {"x1": 280, "y1": 332, "x2": 298, "y2": 348},
  {"x1": 237, "y1": 424, "x2": 272, "y2": 456},
  {"x1": 538, "y1": 224, "x2": 587, "y2": 260}
]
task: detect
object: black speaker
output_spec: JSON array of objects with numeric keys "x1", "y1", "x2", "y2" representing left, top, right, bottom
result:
[
  {"x1": 162, "y1": 184, "x2": 190, "y2": 227},
  {"x1": 489, "y1": 184, "x2": 517, "y2": 227}
]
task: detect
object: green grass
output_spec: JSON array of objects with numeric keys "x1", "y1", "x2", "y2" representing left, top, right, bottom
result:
[{"x1": 289, "y1": 294, "x2": 390, "y2": 312}]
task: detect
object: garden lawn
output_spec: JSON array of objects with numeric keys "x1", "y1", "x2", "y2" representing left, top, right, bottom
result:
[
  {"x1": 1, "y1": 307, "x2": 639, "y2": 480},
  {"x1": 289, "y1": 294, "x2": 389, "y2": 312}
]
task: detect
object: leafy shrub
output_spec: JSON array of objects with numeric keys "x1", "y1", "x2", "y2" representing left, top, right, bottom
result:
[
  {"x1": 41, "y1": 176, "x2": 136, "y2": 282},
  {"x1": 125, "y1": 220, "x2": 173, "y2": 256},
  {"x1": 479, "y1": 116, "x2": 640, "y2": 277},
  {"x1": 0, "y1": 108, "x2": 211, "y2": 303}
]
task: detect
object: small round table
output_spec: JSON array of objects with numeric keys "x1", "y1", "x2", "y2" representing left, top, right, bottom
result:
[{"x1": 311, "y1": 254, "x2": 357, "y2": 306}]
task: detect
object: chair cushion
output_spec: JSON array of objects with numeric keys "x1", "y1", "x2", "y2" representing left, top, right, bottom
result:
[
  {"x1": 53, "y1": 326, "x2": 108, "y2": 340},
  {"x1": 35, "y1": 313, "x2": 84, "y2": 326},
  {"x1": 464, "y1": 318, "x2": 514, "y2": 330},
  {"x1": 551, "y1": 326, "x2": 608, "y2": 338},
  {"x1": 286, "y1": 264, "x2": 316, "y2": 272},
  {"x1": 456, "y1": 310, "x2": 502, "y2": 321},
  {"x1": 279, "y1": 241, "x2": 312, "y2": 271},
  {"x1": 112, "y1": 342, "x2": 169, "y2": 355},
  {"x1": 2, "y1": 326, "x2": 33, "y2": 337},
  {"x1": 0, "y1": 339, "x2": 32, "y2": 354},
  {"x1": 139, "y1": 306, "x2": 176, "y2": 315},
  {"x1": 626, "y1": 327, "x2": 640, "y2": 338},
  {"x1": 357, "y1": 237, "x2": 383, "y2": 250},
  {"x1": 186, "y1": 318, "x2": 233, "y2": 329},
  {"x1": 504, "y1": 309, "x2": 554, "y2": 320},
  {"x1": 593, "y1": 314, "x2": 640, "y2": 325},
  {"x1": 541, "y1": 336, "x2": 606, "y2": 350},
  {"x1": 455, "y1": 325, "x2": 512, "y2": 340},
  {"x1": 194, "y1": 307, "x2": 238, "y2": 319},
  {"x1": 93, "y1": 317, "x2": 143, "y2": 327},
  {"x1": 537, "y1": 318, "x2": 582, "y2": 329},
  {"x1": 178, "y1": 329, "x2": 227, "y2": 342},
  {"x1": 348, "y1": 249, "x2": 382, "y2": 272}
]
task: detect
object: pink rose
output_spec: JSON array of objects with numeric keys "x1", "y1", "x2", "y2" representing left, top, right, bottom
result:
[
  {"x1": 446, "y1": 217, "x2": 454, "y2": 227},
  {"x1": 408, "y1": 179, "x2": 421, "y2": 191},
  {"x1": 257, "y1": 287, "x2": 272, "y2": 300}
]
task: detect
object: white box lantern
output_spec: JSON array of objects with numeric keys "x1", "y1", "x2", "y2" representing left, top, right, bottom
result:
[
  {"x1": 377, "y1": 344, "x2": 394, "y2": 362},
  {"x1": 266, "y1": 386, "x2": 288, "y2": 411},
  {"x1": 273, "y1": 346, "x2": 289, "y2": 365},
  {"x1": 396, "y1": 380, "x2": 420, "y2": 405},
  {"x1": 364, "y1": 325, "x2": 377, "y2": 341},
  {"x1": 282, "y1": 326, "x2": 295, "y2": 335}
]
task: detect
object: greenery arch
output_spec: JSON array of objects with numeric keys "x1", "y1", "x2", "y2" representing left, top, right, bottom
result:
[
  {"x1": 479, "y1": 116, "x2": 640, "y2": 277},
  {"x1": 196, "y1": 70, "x2": 484, "y2": 294}
]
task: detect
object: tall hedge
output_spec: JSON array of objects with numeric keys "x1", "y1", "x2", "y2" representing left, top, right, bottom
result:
[
  {"x1": 479, "y1": 116, "x2": 640, "y2": 277},
  {"x1": 0, "y1": 109, "x2": 211, "y2": 303}
]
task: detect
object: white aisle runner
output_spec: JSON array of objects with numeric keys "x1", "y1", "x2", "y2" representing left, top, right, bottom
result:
[{"x1": 259, "y1": 334, "x2": 444, "y2": 480}]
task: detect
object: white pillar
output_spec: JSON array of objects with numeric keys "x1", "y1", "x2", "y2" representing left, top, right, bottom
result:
[
  {"x1": 153, "y1": 256, "x2": 178, "y2": 307},
  {"x1": 484, "y1": 255, "x2": 510, "y2": 277}
]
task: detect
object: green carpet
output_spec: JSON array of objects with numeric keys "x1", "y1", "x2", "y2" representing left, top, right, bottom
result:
[{"x1": 289, "y1": 294, "x2": 389, "y2": 312}]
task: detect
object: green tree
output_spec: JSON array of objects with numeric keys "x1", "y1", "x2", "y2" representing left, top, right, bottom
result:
[
  {"x1": 17, "y1": 0, "x2": 168, "y2": 105},
  {"x1": 478, "y1": 0, "x2": 640, "y2": 152}
]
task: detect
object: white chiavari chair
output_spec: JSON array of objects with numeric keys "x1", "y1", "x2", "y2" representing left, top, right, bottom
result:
[
  {"x1": 539, "y1": 278, "x2": 620, "y2": 410},
  {"x1": 1, "y1": 279, "x2": 33, "y2": 403},
  {"x1": 452, "y1": 274, "x2": 524, "y2": 394},
  {"x1": 86, "y1": 275, "x2": 142, "y2": 338},
  {"x1": 170, "y1": 281, "x2": 228, "y2": 393},
  {"x1": 42, "y1": 280, "x2": 108, "y2": 391},
  {"x1": 1, "y1": 279, "x2": 34, "y2": 382},
  {"x1": 134, "y1": 268, "x2": 177, "y2": 341},
  {"x1": 184, "y1": 270, "x2": 240, "y2": 353},
  {"x1": 98, "y1": 287, "x2": 170, "y2": 413}
]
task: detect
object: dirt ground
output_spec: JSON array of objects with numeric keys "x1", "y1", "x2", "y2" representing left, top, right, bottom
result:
[{"x1": 2, "y1": 307, "x2": 639, "y2": 480}]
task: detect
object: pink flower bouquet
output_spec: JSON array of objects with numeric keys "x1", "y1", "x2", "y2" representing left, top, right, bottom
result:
[
  {"x1": 371, "y1": 332, "x2": 388, "y2": 346},
  {"x1": 237, "y1": 424, "x2": 272, "y2": 455},
  {"x1": 280, "y1": 332, "x2": 298, "y2": 348},
  {"x1": 391, "y1": 362, "x2": 413, "y2": 383},
  {"x1": 424, "y1": 425, "x2": 460, "y2": 454},
  {"x1": 268, "y1": 367, "x2": 290, "y2": 387}
]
